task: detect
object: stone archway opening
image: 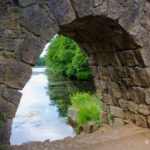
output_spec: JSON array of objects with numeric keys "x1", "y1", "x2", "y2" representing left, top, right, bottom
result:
[
  {"x1": 1, "y1": 0, "x2": 150, "y2": 147},
  {"x1": 10, "y1": 33, "x2": 97, "y2": 145}
]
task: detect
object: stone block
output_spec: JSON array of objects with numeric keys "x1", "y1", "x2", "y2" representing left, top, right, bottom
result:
[
  {"x1": 80, "y1": 121, "x2": 99, "y2": 133},
  {"x1": 2, "y1": 87, "x2": 22, "y2": 106},
  {"x1": 127, "y1": 67, "x2": 150, "y2": 87},
  {"x1": 0, "y1": 118, "x2": 12, "y2": 144},
  {"x1": 108, "y1": 82, "x2": 122, "y2": 99},
  {"x1": 113, "y1": 118, "x2": 124, "y2": 128},
  {"x1": 21, "y1": 3, "x2": 58, "y2": 41},
  {"x1": 110, "y1": 106, "x2": 124, "y2": 119},
  {"x1": 93, "y1": 0, "x2": 103, "y2": 7},
  {"x1": 19, "y1": 0, "x2": 37, "y2": 7},
  {"x1": 0, "y1": 84, "x2": 4, "y2": 95},
  {"x1": 118, "y1": 99, "x2": 128, "y2": 109},
  {"x1": 135, "y1": 114, "x2": 147, "y2": 128},
  {"x1": 48, "y1": 0, "x2": 76, "y2": 25},
  {"x1": 107, "y1": 0, "x2": 124, "y2": 20},
  {"x1": 94, "y1": 79, "x2": 107, "y2": 93},
  {"x1": 93, "y1": 2, "x2": 108, "y2": 16},
  {"x1": 145, "y1": 88, "x2": 150, "y2": 105},
  {"x1": 100, "y1": 102, "x2": 109, "y2": 112},
  {"x1": 0, "y1": 38, "x2": 23, "y2": 52},
  {"x1": 102, "y1": 94, "x2": 113, "y2": 105},
  {"x1": 72, "y1": 0, "x2": 93, "y2": 17},
  {"x1": 97, "y1": 53, "x2": 121, "y2": 67},
  {"x1": 134, "y1": 25, "x2": 149, "y2": 46},
  {"x1": 18, "y1": 35, "x2": 45, "y2": 65},
  {"x1": 117, "y1": 67, "x2": 128, "y2": 78},
  {"x1": 100, "y1": 111, "x2": 108, "y2": 124},
  {"x1": 68, "y1": 108, "x2": 79, "y2": 125},
  {"x1": 138, "y1": 104, "x2": 150, "y2": 116},
  {"x1": 0, "y1": 56, "x2": 7, "y2": 84},
  {"x1": 125, "y1": 87, "x2": 145, "y2": 104},
  {"x1": 122, "y1": 78, "x2": 134, "y2": 87},
  {"x1": 118, "y1": 50, "x2": 138, "y2": 67},
  {"x1": 0, "y1": 13, "x2": 18, "y2": 30},
  {"x1": 135, "y1": 47, "x2": 150, "y2": 67},
  {"x1": 0, "y1": 98, "x2": 17, "y2": 118},
  {"x1": 119, "y1": 1, "x2": 145, "y2": 35},
  {"x1": 98, "y1": 67, "x2": 110, "y2": 81},
  {"x1": 125, "y1": 111, "x2": 135, "y2": 123},
  {"x1": 6, "y1": 59, "x2": 31, "y2": 90},
  {"x1": 108, "y1": 66, "x2": 119, "y2": 82},
  {"x1": 128, "y1": 101, "x2": 138, "y2": 113}
]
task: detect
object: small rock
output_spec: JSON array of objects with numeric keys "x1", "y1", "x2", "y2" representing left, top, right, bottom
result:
[
  {"x1": 80, "y1": 121, "x2": 99, "y2": 133},
  {"x1": 68, "y1": 108, "x2": 79, "y2": 126}
]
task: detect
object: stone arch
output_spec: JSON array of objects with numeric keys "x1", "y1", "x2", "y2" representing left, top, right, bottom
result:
[{"x1": 0, "y1": 0, "x2": 150, "y2": 145}]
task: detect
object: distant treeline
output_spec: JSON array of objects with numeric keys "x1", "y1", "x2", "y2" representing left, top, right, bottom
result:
[{"x1": 36, "y1": 56, "x2": 46, "y2": 66}]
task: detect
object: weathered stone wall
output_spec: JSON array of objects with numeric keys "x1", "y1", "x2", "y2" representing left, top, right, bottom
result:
[{"x1": 0, "y1": 0, "x2": 150, "y2": 145}]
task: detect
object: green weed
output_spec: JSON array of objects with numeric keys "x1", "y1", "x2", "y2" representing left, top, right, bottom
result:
[{"x1": 70, "y1": 92, "x2": 100, "y2": 125}]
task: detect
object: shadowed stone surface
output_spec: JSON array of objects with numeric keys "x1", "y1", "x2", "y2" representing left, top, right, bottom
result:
[{"x1": 0, "y1": 0, "x2": 150, "y2": 145}]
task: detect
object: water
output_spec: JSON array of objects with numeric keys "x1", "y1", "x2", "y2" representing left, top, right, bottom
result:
[{"x1": 10, "y1": 67, "x2": 95, "y2": 145}]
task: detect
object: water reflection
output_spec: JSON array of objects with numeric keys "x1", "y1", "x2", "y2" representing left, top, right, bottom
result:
[
  {"x1": 10, "y1": 67, "x2": 76, "y2": 145},
  {"x1": 47, "y1": 70, "x2": 95, "y2": 117},
  {"x1": 10, "y1": 67, "x2": 95, "y2": 145}
]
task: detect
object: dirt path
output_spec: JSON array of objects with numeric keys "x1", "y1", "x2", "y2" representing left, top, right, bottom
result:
[{"x1": 12, "y1": 125, "x2": 150, "y2": 150}]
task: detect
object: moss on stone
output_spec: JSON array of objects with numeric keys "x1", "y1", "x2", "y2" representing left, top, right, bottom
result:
[
  {"x1": 13, "y1": 6, "x2": 21, "y2": 13},
  {"x1": 109, "y1": 114, "x2": 115, "y2": 122},
  {"x1": 0, "y1": 115, "x2": 5, "y2": 128}
]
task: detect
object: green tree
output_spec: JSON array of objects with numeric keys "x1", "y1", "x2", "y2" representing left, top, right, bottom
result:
[{"x1": 46, "y1": 35, "x2": 92, "y2": 80}]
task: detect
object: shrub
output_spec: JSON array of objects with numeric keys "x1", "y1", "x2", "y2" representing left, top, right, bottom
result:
[
  {"x1": 46, "y1": 35, "x2": 92, "y2": 80},
  {"x1": 70, "y1": 92, "x2": 100, "y2": 125}
]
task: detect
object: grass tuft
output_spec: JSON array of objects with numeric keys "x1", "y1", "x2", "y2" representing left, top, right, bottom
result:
[{"x1": 70, "y1": 92, "x2": 100, "y2": 125}]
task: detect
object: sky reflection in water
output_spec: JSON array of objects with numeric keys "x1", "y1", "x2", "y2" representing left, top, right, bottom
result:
[{"x1": 10, "y1": 67, "x2": 76, "y2": 145}]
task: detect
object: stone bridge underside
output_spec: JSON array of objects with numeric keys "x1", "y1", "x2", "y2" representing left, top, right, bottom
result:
[{"x1": 0, "y1": 0, "x2": 150, "y2": 146}]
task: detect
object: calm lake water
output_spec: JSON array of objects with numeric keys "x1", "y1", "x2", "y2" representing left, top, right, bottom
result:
[{"x1": 10, "y1": 67, "x2": 95, "y2": 145}]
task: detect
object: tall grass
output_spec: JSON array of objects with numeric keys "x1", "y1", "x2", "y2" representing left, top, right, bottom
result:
[{"x1": 70, "y1": 92, "x2": 100, "y2": 125}]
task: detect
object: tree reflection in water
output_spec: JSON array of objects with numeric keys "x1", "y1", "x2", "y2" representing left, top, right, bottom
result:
[{"x1": 46, "y1": 70, "x2": 95, "y2": 117}]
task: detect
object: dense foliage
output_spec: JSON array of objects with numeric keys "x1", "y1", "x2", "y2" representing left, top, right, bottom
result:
[
  {"x1": 46, "y1": 35, "x2": 92, "y2": 80},
  {"x1": 70, "y1": 92, "x2": 100, "y2": 125},
  {"x1": 36, "y1": 56, "x2": 46, "y2": 66}
]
